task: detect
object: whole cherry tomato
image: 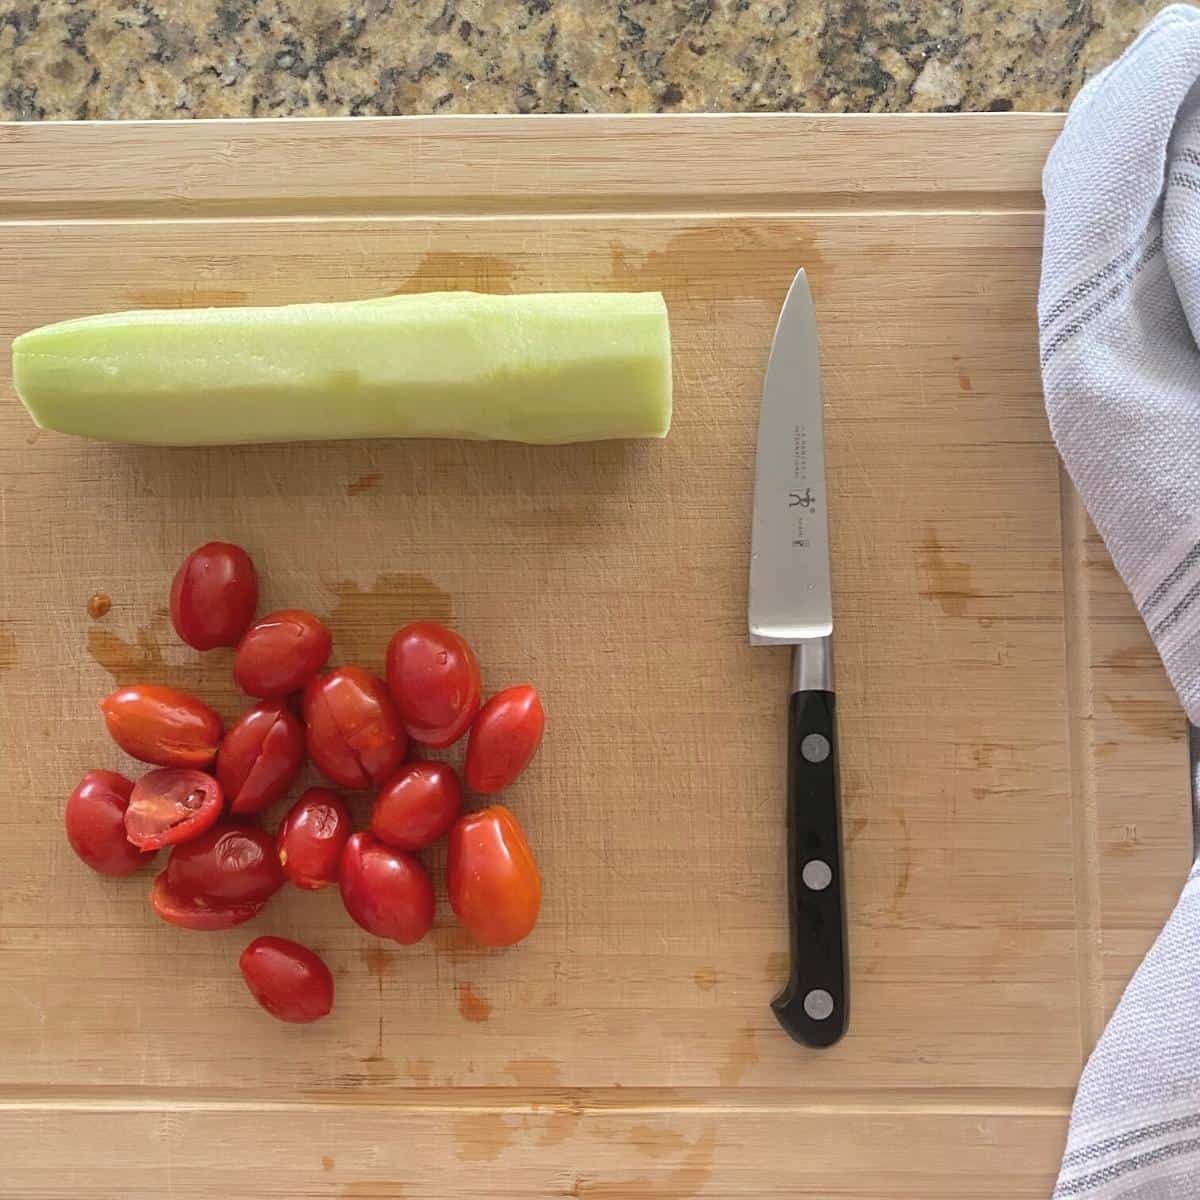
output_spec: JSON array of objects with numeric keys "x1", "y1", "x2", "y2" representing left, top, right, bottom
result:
[
  {"x1": 339, "y1": 832, "x2": 434, "y2": 944},
  {"x1": 464, "y1": 685, "x2": 545, "y2": 794},
  {"x1": 370, "y1": 761, "x2": 461, "y2": 851},
  {"x1": 150, "y1": 871, "x2": 263, "y2": 931},
  {"x1": 65, "y1": 769, "x2": 153, "y2": 876},
  {"x1": 239, "y1": 936, "x2": 333, "y2": 1023},
  {"x1": 234, "y1": 609, "x2": 331, "y2": 699},
  {"x1": 216, "y1": 701, "x2": 305, "y2": 815},
  {"x1": 385, "y1": 621, "x2": 481, "y2": 748},
  {"x1": 100, "y1": 684, "x2": 222, "y2": 769},
  {"x1": 277, "y1": 788, "x2": 351, "y2": 890},
  {"x1": 303, "y1": 667, "x2": 407, "y2": 789},
  {"x1": 169, "y1": 541, "x2": 258, "y2": 651},
  {"x1": 447, "y1": 805, "x2": 541, "y2": 947},
  {"x1": 125, "y1": 767, "x2": 224, "y2": 851},
  {"x1": 164, "y1": 823, "x2": 284, "y2": 905}
]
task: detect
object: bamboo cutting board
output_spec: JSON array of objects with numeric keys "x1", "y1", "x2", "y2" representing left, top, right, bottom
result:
[{"x1": 0, "y1": 114, "x2": 1192, "y2": 1199}]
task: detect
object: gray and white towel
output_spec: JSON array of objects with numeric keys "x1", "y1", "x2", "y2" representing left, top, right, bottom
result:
[{"x1": 1041, "y1": 5, "x2": 1200, "y2": 1196}]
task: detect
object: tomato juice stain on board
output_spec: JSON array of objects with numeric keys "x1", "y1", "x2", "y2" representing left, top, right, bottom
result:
[
  {"x1": 457, "y1": 982, "x2": 491, "y2": 1023},
  {"x1": 87, "y1": 609, "x2": 241, "y2": 714},
  {"x1": 325, "y1": 573, "x2": 452, "y2": 674},
  {"x1": 87, "y1": 592, "x2": 112, "y2": 619},
  {"x1": 0, "y1": 622, "x2": 15, "y2": 671},
  {"x1": 361, "y1": 944, "x2": 395, "y2": 980},
  {"x1": 346, "y1": 471, "x2": 382, "y2": 496}
]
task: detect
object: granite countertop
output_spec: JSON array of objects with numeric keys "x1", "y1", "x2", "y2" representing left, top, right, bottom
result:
[{"x1": 0, "y1": 0, "x2": 1170, "y2": 120}]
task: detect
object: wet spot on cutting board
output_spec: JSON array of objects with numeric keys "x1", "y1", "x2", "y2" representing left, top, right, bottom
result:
[
  {"x1": 86, "y1": 612, "x2": 213, "y2": 696},
  {"x1": 627, "y1": 1124, "x2": 690, "y2": 1159},
  {"x1": 584, "y1": 1127, "x2": 718, "y2": 1199},
  {"x1": 346, "y1": 471, "x2": 383, "y2": 496},
  {"x1": 918, "y1": 531, "x2": 978, "y2": 618},
  {"x1": 453, "y1": 1112, "x2": 519, "y2": 1163},
  {"x1": 128, "y1": 287, "x2": 248, "y2": 309},
  {"x1": 958, "y1": 372, "x2": 972, "y2": 392},
  {"x1": 326, "y1": 573, "x2": 452, "y2": 667},
  {"x1": 458, "y1": 982, "x2": 492, "y2": 1023},
  {"x1": 763, "y1": 950, "x2": 788, "y2": 980},
  {"x1": 1105, "y1": 644, "x2": 1153, "y2": 672},
  {"x1": 537, "y1": 1109, "x2": 581, "y2": 1147},
  {"x1": 0, "y1": 622, "x2": 16, "y2": 671},
  {"x1": 391, "y1": 251, "x2": 516, "y2": 295},
  {"x1": 891, "y1": 813, "x2": 913, "y2": 913},
  {"x1": 430, "y1": 923, "x2": 487, "y2": 964},
  {"x1": 322, "y1": 1156, "x2": 335, "y2": 1171},
  {"x1": 405, "y1": 1058, "x2": 433, "y2": 1085},
  {"x1": 847, "y1": 816, "x2": 869, "y2": 843},
  {"x1": 608, "y1": 226, "x2": 827, "y2": 304},
  {"x1": 693, "y1": 967, "x2": 719, "y2": 992},
  {"x1": 505, "y1": 1056, "x2": 562, "y2": 1086},
  {"x1": 717, "y1": 1026, "x2": 758, "y2": 1087},
  {"x1": 1108, "y1": 696, "x2": 1184, "y2": 740},
  {"x1": 87, "y1": 592, "x2": 112, "y2": 619},
  {"x1": 361, "y1": 944, "x2": 395, "y2": 979}
]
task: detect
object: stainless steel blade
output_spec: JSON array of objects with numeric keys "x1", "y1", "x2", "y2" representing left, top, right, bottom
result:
[{"x1": 748, "y1": 269, "x2": 833, "y2": 645}]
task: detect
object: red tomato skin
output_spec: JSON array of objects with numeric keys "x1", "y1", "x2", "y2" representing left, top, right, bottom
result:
[
  {"x1": 65, "y1": 770, "x2": 152, "y2": 876},
  {"x1": 100, "y1": 685, "x2": 222, "y2": 769},
  {"x1": 385, "y1": 622, "x2": 482, "y2": 749},
  {"x1": 239, "y1": 936, "x2": 333, "y2": 1023},
  {"x1": 464, "y1": 686, "x2": 546, "y2": 794},
  {"x1": 125, "y1": 768, "x2": 224, "y2": 851},
  {"x1": 234, "y1": 609, "x2": 331, "y2": 699},
  {"x1": 164, "y1": 823, "x2": 284, "y2": 905},
  {"x1": 447, "y1": 805, "x2": 542, "y2": 948},
  {"x1": 216, "y1": 701, "x2": 305, "y2": 815},
  {"x1": 370, "y1": 761, "x2": 462, "y2": 851},
  {"x1": 277, "y1": 788, "x2": 351, "y2": 890},
  {"x1": 303, "y1": 668, "x2": 407, "y2": 790},
  {"x1": 150, "y1": 871, "x2": 262, "y2": 931},
  {"x1": 169, "y1": 541, "x2": 258, "y2": 651},
  {"x1": 338, "y1": 833, "x2": 434, "y2": 945}
]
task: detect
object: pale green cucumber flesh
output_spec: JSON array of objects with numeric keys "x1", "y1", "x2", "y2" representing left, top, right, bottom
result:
[{"x1": 12, "y1": 290, "x2": 672, "y2": 446}]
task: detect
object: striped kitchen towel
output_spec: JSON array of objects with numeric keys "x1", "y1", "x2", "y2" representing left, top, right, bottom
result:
[{"x1": 1041, "y1": 5, "x2": 1200, "y2": 1196}]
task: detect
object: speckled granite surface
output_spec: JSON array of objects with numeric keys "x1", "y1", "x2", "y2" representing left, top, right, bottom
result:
[{"x1": 0, "y1": 0, "x2": 1173, "y2": 120}]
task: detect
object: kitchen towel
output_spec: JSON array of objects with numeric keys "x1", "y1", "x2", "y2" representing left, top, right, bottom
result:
[{"x1": 1041, "y1": 5, "x2": 1200, "y2": 1196}]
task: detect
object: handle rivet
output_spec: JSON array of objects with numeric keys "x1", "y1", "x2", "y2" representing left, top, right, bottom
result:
[
  {"x1": 801, "y1": 733, "x2": 830, "y2": 763},
  {"x1": 803, "y1": 989, "x2": 834, "y2": 1021},
  {"x1": 802, "y1": 859, "x2": 832, "y2": 891}
]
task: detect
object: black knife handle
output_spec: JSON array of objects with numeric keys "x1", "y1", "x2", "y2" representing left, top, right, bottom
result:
[{"x1": 772, "y1": 689, "x2": 848, "y2": 1047}]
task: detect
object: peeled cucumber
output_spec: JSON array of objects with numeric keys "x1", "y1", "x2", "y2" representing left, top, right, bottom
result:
[{"x1": 12, "y1": 290, "x2": 672, "y2": 446}]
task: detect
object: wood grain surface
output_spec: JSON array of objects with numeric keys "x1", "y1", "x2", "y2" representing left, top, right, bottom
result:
[{"x1": 0, "y1": 114, "x2": 1190, "y2": 1198}]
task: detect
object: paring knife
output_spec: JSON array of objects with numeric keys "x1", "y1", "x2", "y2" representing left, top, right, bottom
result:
[{"x1": 748, "y1": 269, "x2": 847, "y2": 1048}]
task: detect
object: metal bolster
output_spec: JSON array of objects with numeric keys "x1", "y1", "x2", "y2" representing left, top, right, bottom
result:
[{"x1": 791, "y1": 635, "x2": 833, "y2": 693}]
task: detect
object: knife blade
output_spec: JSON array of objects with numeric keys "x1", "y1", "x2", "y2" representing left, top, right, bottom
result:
[{"x1": 748, "y1": 269, "x2": 848, "y2": 1048}]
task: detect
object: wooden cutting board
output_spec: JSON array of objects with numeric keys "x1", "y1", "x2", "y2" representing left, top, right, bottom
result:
[{"x1": 0, "y1": 114, "x2": 1191, "y2": 1199}]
